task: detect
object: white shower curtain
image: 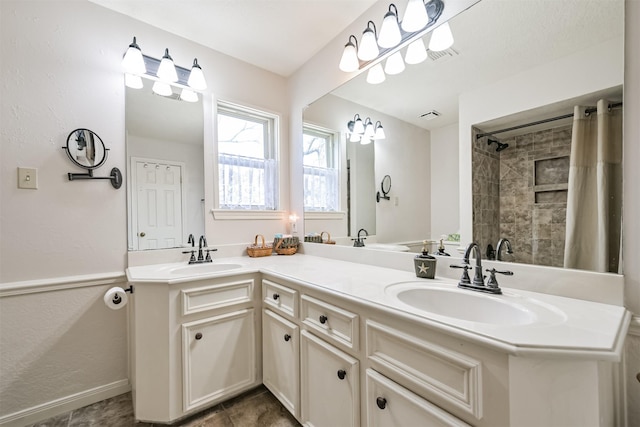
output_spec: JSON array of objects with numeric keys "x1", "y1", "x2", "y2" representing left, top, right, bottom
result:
[{"x1": 564, "y1": 99, "x2": 623, "y2": 273}]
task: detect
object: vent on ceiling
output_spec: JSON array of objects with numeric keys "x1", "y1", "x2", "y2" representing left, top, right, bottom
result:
[
  {"x1": 420, "y1": 110, "x2": 441, "y2": 120},
  {"x1": 428, "y1": 47, "x2": 459, "y2": 62}
]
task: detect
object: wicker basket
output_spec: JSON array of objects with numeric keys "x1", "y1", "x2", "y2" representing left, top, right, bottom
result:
[
  {"x1": 273, "y1": 236, "x2": 299, "y2": 255},
  {"x1": 304, "y1": 235, "x2": 323, "y2": 243},
  {"x1": 321, "y1": 231, "x2": 336, "y2": 245},
  {"x1": 247, "y1": 234, "x2": 273, "y2": 257}
]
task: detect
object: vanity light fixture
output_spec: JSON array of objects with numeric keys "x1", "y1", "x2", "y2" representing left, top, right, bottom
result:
[
  {"x1": 402, "y1": 0, "x2": 430, "y2": 32},
  {"x1": 122, "y1": 37, "x2": 146, "y2": 75},
  {"x1": 363, "y1": 118, "x2": 376, "y2": 139},
  {"x1": 125, "y1": 73, "x2": 143, "y2": 89},
  {"x1": 374, "y1": 121, "x2": 386, "y2": 139},
  {"x1": 358, "y1": 21, "x2": 379, "y2": 61},
  {"x1": 347, "y1": 114, "x2": 384, "y2": 144},
  {"x1": 339, "y1": 36, "x2": 360, "y2": 72},
  {"x1": 347, "y1": 114, "x2": 365, "y2": 135},
  {"x1": 180, "y1": 88, "x2": 199, "y2": 103},
  {"x1": 366, "y1": 63, "x2": 386, "y2": 84},
  {"x1": 378, "y1": 4, "x2": 402, "y2": 48},
  {"x1": 187, "y1": 59, "x2": 207, "y2": 90},
  {"x1": 157, "y1": 48, "x2": 179, "y2": 82},
  {"x1": 405, "y1": 37, "x2": 428, "y2": 64},
  {"x1": 152, "y1": 81, "x2": 172, "y2": 97},
  {"x1": 384, "y1": 51, "x2": 405, "y2": 75},
  {"x1": 428, "y1": 22, "x2": 454, "y2": 51}
]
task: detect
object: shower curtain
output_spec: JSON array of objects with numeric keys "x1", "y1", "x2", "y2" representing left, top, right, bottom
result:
[{"x1": 564, "y1": 99, "x2": 623, "y2": 273}]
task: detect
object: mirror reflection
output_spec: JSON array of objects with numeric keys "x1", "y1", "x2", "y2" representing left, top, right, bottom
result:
[
  {"x1": 65, "y1": 129, "x2": 107, "y2": 169},
  {"x1": 302, "y1": 0, "x2": 624, "y2": 274},
  {"x1": 126, "y1": 78, "x2": 204, "y2": 251}
]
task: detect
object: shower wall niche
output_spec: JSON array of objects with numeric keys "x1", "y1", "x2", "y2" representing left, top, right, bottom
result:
[{"x1": 472, "y1": 124, "x2": 572, "y2": 268}]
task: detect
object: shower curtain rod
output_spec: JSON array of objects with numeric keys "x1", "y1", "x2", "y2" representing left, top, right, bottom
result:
[{"x1": 475, "y1": 102, "x2": 623, "y2": 140}]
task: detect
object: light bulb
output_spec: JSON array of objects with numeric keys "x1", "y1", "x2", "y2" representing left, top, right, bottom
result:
[
  {"x1": 122, "y1": 37, "x2": 146, "y2": 75},
  {"x1": 366, "y1": 63, "x2": 386, "y2": 84},
  {"x1": 378, "y1": 5, "x2": 401, "y2": 49},
  {"x1": 152, "y1": 81, "x2": 172, "y2": 96},
  {"x1": 401, "y1": 0, "x2": 428, "y2": 32},
  {"x1": 187, "y1": 58, "x2": 207, "y2": 90},
  {"x1": 428, "y1": 22, "x2": 454, "y2": 52},
  {"x1": 339, "y1": 36, "x2": 359, "y2": 72},
  {"x1": 125, "y1": 73, "x2": 143, "y2": 89},
  {"x1": 358, "y1": 21, "x2": 379, "y2": 61},
  {"x1": 384, "y1": 51, "x2": 405, "y2": 75},
  {"x1": 405, "y1": 38, "x2": 428, "y2": 65},
  {"x1": 157, "y1": 48, "x2": 178, "y2": 82},
  {"x1": 180, "y1": 88, "x2": 198, "y2": 103}
]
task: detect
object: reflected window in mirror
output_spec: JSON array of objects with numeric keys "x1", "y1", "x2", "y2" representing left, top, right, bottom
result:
[
  {"x1": 217, "y1": 101, "x2": 279, "y2": 210},
  {"x1": 303, "y1": 124, "x2": 340, "y2": 212}
]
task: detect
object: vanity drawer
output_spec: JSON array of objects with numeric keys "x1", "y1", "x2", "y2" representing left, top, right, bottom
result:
[
  {"x1": 301, "y1": 294, "x2": 359, "y2": 351},
  {"x1": 366, "y1": 320, "x2": 482, "y2": 420},
  {"x1": 262, "y1": 279, "x2": 298, "y2": 319},
  {"x1": 181, "y1": 279, "x2": 254, "y2": 316}
]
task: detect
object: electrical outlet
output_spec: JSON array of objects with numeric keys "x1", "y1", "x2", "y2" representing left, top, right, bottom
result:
[{"x1": 17, "y1": 167, "x2": 38, "y2": 189}]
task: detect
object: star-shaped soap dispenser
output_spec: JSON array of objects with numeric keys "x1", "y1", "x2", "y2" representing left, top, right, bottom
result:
[{"x1": 414, "y1": 240, "x2": 437, "y2": 279}]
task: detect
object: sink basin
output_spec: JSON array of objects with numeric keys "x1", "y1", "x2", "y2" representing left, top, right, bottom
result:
[
  {"x1": 386, "y1": 282, "x2": 566, "y2": 325},
  {"x1": 169, "y1": 263, "x2": 243, "y2": 275}
]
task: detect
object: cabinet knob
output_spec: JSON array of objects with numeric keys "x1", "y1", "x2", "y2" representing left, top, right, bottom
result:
[
  {"x1": 319, "y1": 315, "x2": 328, "y2": 324},
  {"x1": 195, "y1": 332, "x2": 203, "y2": 340},
  {"x1": 376, "y1": 397, "x2": 387, "y2": 410},
  {"x1": 284, "y1": 334, "x2": 291, "y2": 342},
  {"x1": 273, "y1": 293, "x2": 280, "y2": 300},
  {"x1": 337, "y1": 369, "x2": 346, "y2": 380}
]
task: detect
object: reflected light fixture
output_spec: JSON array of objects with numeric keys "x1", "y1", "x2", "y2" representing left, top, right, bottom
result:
[
  {"x1": 428, "y1": 22, "x2": 454, "y2": 51},
  {"x1": 349, "y1": 132, "x2": 362, "y2": 143},
  {"x1": 358, "y1": 21, "x2": 379, "y2": 61},
  {"x1": 152, "y1": 81, "x2": 172, "y2": 97},
  {"x1": 360, "y1": 138, "x2": 373, "y2": 145},
  {"x1": 180, "y1": 88, "x2": 198, "y2": 103},
  {"x1": 124, "y1": 73, "x2": 143, "y2": 89},
  {"x1": 157, "y1": 48, "x2": 178, "y2": 82},
  {"x1": 384, "y1": 51, "x2": 405, "y2": 75},
  {"x1": 122, "y1": 36, "x2": 146, "y2": 75},
  {"x1": 348, "y1": 114, "x2": 365, "y2": 134},
  {"x1": 339, "y1": 35, "x2": 359, "y2": 72},
  {"x1": 405, "y1": 37, "x2": 428, "y2": 64},
  {"x1": 366, "y1": 63, "x2": 386, "y2": 84},
  {"x1": 187, "y1": 58, "x2": 207, "y2": 90},
  {"x1": 401, "y1": 0, "x2": 429, "y2": 32},
  {"x1": 378, "y1": 4, "x2": 401, "y2": 49},
  {"x1": 374, "y1": 121, "x2": 386, "y2": 139},
  {"x1": 363, "y1": 118, "x2": 375, "y2": 139}
]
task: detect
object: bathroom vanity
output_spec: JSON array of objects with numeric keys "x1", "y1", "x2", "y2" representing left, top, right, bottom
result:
[{"x1": 126, "y1": 253, "x2": 629, "y2": 426}]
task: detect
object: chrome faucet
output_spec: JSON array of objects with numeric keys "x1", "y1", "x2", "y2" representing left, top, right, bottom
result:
[
  {"x1": 187, "y1": 233, "x2": 195, "y2": 247},
  {"x1": 352, "y1": 228, "x2": 368, "y2": 247},
  {"x1": 496, "y1": 238, "x2": 513, "y2": 261},
  {"x1": 450, "y1": 242, "x2": 509, "y2": 294}
]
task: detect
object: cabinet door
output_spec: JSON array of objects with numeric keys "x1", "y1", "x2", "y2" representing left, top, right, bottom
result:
[
  {"x1": 301, "y1": 330, "x2": 359, "y2": 427},
  {"x1": 182, "y1": 309, "x2": 256, "y2": 412},
  {"x1": 366, "y1": 369, "x2": 471, "y2": 427},
  {"x1": 262, "y1": 309, "x2": 299, "y2": 418}
]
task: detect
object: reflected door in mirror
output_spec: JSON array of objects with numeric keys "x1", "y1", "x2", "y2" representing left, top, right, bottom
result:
[{"x1": 132, "y1": 159, "x2": 184, "y2": 250}]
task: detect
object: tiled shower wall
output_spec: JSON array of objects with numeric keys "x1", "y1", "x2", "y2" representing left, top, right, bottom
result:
[{"x1": 472, "y1": 125, "x2": 572, "y2": 267}]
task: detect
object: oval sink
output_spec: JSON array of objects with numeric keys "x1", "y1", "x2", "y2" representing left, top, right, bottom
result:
[
  {"x1": 169, "y1": 263, "x2": 243, "y2": 275},
  {"x1": 394, "y1": 287, "x2": 535, "y2": 324}
]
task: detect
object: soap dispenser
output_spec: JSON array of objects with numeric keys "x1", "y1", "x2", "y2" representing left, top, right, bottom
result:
[
  {"x1": 414, "y1": 240, "x2": 437, "y2": 279},
  {"x1": 436, "y1": 238, "x2": 450, "y2": 256}
]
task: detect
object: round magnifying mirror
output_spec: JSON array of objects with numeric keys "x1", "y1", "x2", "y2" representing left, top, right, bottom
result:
[
  {"x1": 64, "y1": 128, "x2": 108, "y2": 170},
  {"x1": 381, "y1": 174, "x2": 391, "y2": 196}
]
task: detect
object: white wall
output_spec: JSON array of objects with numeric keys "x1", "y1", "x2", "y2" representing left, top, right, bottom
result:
[
  {"x1": 430, "y1": 122, "x2": 460, "y2": 240},
  {"x1": 0, "y1": 0, "x2": 288, "y2": 423}
]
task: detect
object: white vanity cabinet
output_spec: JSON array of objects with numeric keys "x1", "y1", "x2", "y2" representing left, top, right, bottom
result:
[{"x1": 131, "y1": 274, "x2": 261, "y2": 424}]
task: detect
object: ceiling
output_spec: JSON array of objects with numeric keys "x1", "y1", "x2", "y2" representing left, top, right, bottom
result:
[{"x1": 90, "y1": 0, "x2": 377, "y2": 77}]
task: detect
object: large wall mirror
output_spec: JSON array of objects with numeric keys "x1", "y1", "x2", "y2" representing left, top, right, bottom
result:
[
  {"x1": 126, "y1": 78, "x2": 205, "y2": 250},
  {"x1": 303, "y1": 0, "x2": 624, "y2": 274}
]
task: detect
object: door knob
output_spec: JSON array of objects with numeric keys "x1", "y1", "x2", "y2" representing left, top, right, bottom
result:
[{"x1": 139, "y1": 232, "x2": 146, "y2": 237}]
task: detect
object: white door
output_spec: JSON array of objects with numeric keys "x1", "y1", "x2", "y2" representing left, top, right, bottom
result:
[{"x1": 133, "y1": 159, "x2": 184, "y2": 250}]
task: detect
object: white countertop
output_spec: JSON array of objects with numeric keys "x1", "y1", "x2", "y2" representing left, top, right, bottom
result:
[{"x1": 126, "y1": 254, "x2": 630, "y2": 361}]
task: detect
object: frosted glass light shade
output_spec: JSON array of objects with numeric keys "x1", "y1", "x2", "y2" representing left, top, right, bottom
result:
[
  {"x1": 353, "y1": 116, "x2": 365, "y2": 134},
  {"x1": 405, "y1": 38, "x2": 428, "y2": 64},
  {"x1": 366, "y1": 63, "x2": 386, "y2": 84},
  {"x1": 187, "y1": 58, "x2": 207, "y2": 90},
  {"x1": 157, "y1": 48, "x2": 178, "y2": 82},
  {"x1": 339, "y1": 38, "x2": 359, "y2": 72},
  {"x1": 349, "y1": 132, "x2": 362, "y2": 143},
  {"x1": 180, "y1": 89, "x2": 198, "y2": 103},
  {"x1": 374, "y1": 122, "x2": 386, "y2": 139},
  {"x1": 401, "y1": 0, "x2": 428, "y2": 32},
  {"x1": 360, "y1": 138, "x2": 373, "y2": 145},
  {"x1": 363, "y1": 120, "x2": 375, "y2": 139},
  {"x1": 122, "y1": 37, "x2": 146, "y2": 75},
  {"x1": 429, "y1": 22, "x2": 454, "y2": 52},
  {"x1": 124, "y1": 73, "x2": 143, "y2": 89},
  {"x1": 385, "y1": 51, "x2": 405, "y2": 75},
  {"x1": 358, "y1": 22, "x2": 379, "y2": 61},
  {"x1": 152, "y1": 81, "x2": 172, "y2": 96},
  {"x1": 378, "y1": 7, "x2": 401, "y2": 48}
]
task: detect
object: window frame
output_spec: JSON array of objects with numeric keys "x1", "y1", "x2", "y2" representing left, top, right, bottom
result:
[{"x1": 302, "y1": 123, "x2": 341, "y2": 213}]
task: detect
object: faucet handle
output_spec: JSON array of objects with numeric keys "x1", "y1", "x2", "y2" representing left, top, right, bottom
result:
[
  {"x1": 485, "y1": 268, "x2": 513, "y2": 289},
  {"x1": 204, "y1": 248, "x2": 218, "y2": 262},
  {"x1": 182, "y1": 250, "x2": 196, "y2": 264},
  {"x1": 450, "y1": 264, "x2": 472, "y2": 285}
]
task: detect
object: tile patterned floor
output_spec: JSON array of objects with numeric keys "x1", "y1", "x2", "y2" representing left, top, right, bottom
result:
[{"x1": 29, "y1": 386, "x2": 300, "y2": 427}]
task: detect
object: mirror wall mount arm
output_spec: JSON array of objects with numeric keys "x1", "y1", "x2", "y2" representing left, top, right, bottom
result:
[{"x1": 64, "y1": 167, "x2": 123, "y2": 189}]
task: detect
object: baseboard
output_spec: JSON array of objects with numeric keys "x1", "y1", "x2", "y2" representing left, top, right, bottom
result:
[{"x1": 0, "y1": 379, "x2": 130, "y2": 427}]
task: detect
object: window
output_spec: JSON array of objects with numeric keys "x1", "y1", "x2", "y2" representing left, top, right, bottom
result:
[
  {"x1": 303, "y1": 124, "x2": 339, "y2": 211},
  {"x1": 217, "y1": 101, "x2": 279, "y2": 210}
]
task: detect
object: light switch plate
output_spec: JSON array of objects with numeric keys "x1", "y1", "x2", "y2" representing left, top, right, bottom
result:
[{"x1": 18, "y1": 167, "x2": 38, "y2": 189}]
